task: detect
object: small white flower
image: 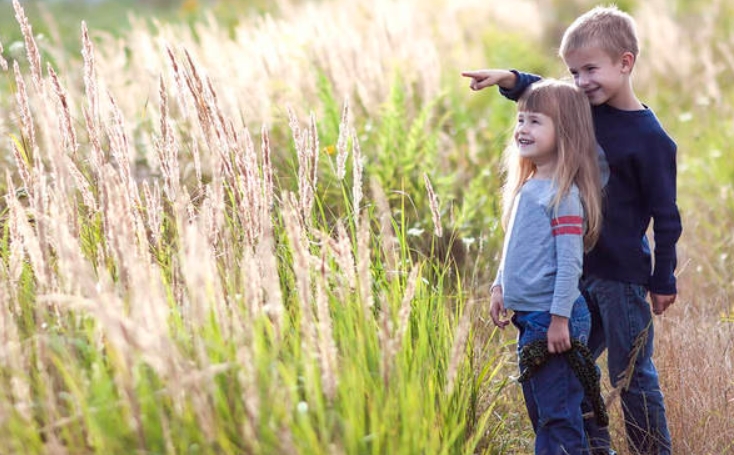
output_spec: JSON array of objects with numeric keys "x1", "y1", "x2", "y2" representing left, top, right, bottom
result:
[
  {"x1": 297, "y1": 401, "x2": 308, "y2": 414},
  {"x1": 407, "y1": 227, "x2": 424, "y2": 237},
  {"x1": 461, "y1": 237, "x2": 476, "y2": 247},
  {"x1": 678, "y1": 112, "x2": 693, "y2": 122}
]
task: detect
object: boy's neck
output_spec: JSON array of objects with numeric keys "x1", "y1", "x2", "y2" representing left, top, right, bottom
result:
[{"x1": 607, "y1": 81, "x2": 644, "y2": 111}]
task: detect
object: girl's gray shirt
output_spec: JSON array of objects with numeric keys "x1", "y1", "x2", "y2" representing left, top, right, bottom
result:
[{"x1": 493, "y1": 179, "x2": 584, "y2": 318}]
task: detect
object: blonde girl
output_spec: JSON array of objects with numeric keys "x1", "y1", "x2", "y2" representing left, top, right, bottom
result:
[{"x1": 489, "y1": 79, "x2": 602, "y2": 454}]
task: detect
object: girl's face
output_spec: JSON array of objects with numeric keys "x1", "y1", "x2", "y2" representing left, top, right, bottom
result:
[{"x1": 514, "y1": 110, "x2": 557, "y2": 167}]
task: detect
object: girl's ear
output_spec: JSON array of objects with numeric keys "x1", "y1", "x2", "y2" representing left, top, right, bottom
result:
[{"x1": 620, "y1": 51, "x2": 636, "y2": 73}]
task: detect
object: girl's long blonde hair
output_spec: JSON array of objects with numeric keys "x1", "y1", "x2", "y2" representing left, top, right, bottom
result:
[{"x1": 501, "y1": 79, "x2": 603, "y2": 251}]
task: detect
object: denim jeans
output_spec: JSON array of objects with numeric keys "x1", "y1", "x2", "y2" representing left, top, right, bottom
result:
[
  {"x1": 512, "y1": 295, "x2": 591, "y2": 455},
  {"x1": 581, "y1": 276, "x2": 672, "y2": 455}
]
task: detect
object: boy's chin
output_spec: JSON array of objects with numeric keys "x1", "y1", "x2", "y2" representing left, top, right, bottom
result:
[{"x1": 585, "y1": 93, "x2": 608, "y2": 106}]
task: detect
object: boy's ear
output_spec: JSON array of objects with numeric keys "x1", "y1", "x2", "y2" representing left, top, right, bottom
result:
[{"x1": 620, "y1": 51, "x2": 636, "y2": 73}]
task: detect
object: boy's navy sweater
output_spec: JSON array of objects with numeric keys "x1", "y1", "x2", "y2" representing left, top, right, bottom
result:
[{"x1": 501, "y1": 71, "x2": 682, "y2": 295}]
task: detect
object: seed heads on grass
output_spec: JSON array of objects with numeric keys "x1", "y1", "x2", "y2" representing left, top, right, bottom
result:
[
  {"x1": 48, "y1": 65, "x2": 79, "y2": 157},
  {"x1": 336, "y1": 101, "x2": 349, "y2": 181},
  {"x1": 12, "y1": 60, "x2": 37, "y2": 166},
  {"x1": 0, "y1": 41, "x2": 7, "y2": 71},
  {"x1": 13, "y1": 0, "x2": 43, "y2": 92},
  {"x1": 423, "y1": 172, "x2": 442, "y2": 238},
  {"x1": 351, "y1": 128, "x2": 364, "y2": 222}
]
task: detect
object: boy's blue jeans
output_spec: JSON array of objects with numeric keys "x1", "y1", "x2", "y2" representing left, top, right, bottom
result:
[
  {"x1": 512, "y1": 296, "x2": 591, "y2": 455},
  {"x1": 581, "y1": 276, "x2": 672, "y2": 455}
]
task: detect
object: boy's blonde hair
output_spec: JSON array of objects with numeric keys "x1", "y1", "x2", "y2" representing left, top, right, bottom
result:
[
  {"x1": 502, "y1": 79, "x2": 602, "y2": 251},
  {"x1": 559, "y1": 5, "x2": 639, "y2": 61}
]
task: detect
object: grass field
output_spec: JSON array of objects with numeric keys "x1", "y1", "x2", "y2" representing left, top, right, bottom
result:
[{"x1": 0, "y1": 0, "x2": 732, "y2": 453}]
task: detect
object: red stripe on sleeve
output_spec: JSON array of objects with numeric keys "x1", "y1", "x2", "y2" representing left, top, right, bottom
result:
[
  {"x1": 550, "y1": 216, "x2": 583, "y2": 227},
  {"x1": 552, "y1": 226, "x2": 583, "y2": 236}
]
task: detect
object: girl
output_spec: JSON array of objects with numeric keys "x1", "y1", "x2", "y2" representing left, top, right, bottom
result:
[{"x1": 489, "y1": 79, "x2": 602, "y2": 454}]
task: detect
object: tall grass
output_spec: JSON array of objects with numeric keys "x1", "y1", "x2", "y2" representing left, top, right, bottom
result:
[{"x1": 0, "y1": 0, "x2": 732, "y2": 453}]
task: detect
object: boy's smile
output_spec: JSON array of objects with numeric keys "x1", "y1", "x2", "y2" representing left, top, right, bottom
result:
[{"x1": 563, "y1": 46, "x2": 639, "y2": 110}]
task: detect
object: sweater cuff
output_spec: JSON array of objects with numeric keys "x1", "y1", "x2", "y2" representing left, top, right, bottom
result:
[
  {"x1": 498, "y1": 69, "x2": 527, "y2": 101},
  {"x1": 649, "y1": 274, "x2": 677, "y2": 295}
]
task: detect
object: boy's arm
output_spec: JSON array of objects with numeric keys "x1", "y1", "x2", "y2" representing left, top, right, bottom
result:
[
  {"x1": 498, "y1": 70, "x2": 542, "y2": 101},
  {"x1": 461, "y1": 69, "x2": 542, "y2": 100},
  {"x1": 638, "y1": 135, "x2": 683, "y2": 303}
]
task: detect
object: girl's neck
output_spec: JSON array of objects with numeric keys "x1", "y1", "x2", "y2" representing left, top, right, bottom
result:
[{"x1": 533, "y1": 160, "x2": 556, "y2": 180}]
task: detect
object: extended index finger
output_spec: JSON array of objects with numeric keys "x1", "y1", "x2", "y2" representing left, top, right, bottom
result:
[{"x1": 461, "y1": 70, "x2": 483, "y2": 78}]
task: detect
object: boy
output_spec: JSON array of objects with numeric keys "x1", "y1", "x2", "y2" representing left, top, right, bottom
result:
[{"x1": 463, "y1": 5, "x2": 682, "y2": 455}]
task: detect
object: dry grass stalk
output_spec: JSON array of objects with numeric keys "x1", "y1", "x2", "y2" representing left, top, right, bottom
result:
[
  {"x1": 378, "y1": 292, "x2": 393, "y2": 386},
  {"x1": 233, "y1": 126, "x2": 266, "y2": 245},
  {"x1": 4, "y1": 174, "x2": 26, "y2": 294},
  {"x1": 81, "y1": 22, "x2": 99, "y2": 123},
  {"x1": 48, "y1": 66, "x2": 79, "y2": 156},
  {"x1": 142, "y1": 181, "x2": 163, "y2": 247},
  {"x1": 165, "y1": 45, "x2": 192, "y2": 121},
  {"x1": 316, "y1": 252, "x2": 338, "y2": 402},
  {"x1": 12, "y1": 0, "x2": 43, "y2": 93},
  {"x1": 0, "y1": 41, "x2": 7, "y2": 72},
  {"x1": 176, "y1": 212, "x2": 229, "y2": 341},
  {"x1": 44, "y1": 197, "x2": 86, "y2": 294},
  {"x1": 446, "y1": 297, "x2": 478, "y2": 396},
  {"x1": 12, "y1": 61, "x2": 37, "y2": 167},
  {"x1": 236, "y1": 344, "x2": 261, "y2": 450},
  {"x1": 261, "y1": 125, "x2": 275, "y2": 213},
  {"x1": 351, "y1": 129, "x2": 364, "y2": 223},
  {"x1": 356, "y1": 209, "x2": 373, "y2": 317},
  {"x1": 105, "y1": 93, "x2": 139, "y2": 204},
  {"x1": 334, "y1": 221, "x2": 358, "y2": 291},
  {"x1": 423, "y1": 172, "x2": 442, "y2": 238},
  {"x1": 282, "y1": 192, "x2": 318, "y2": 354},
  {"x1": 155, "y1": 76, "x2": 180, "y2": 202},
  {"x1": 369, "y1": 179, "x2": 399, "y2": 279},
  {"x1": 0, "y1": 222, "x2": 30, "y2": 424},
  {"x1": 10, "y1": 129, "x2": 34, "y2": 202},
  {"x1": 382, "y1": 266, "x2": 420, "y2": 385},
  {"x1": 255, "y1": 229, "x2": 284, "y2": 335},
  {"x1": 336, "y1": 101, "x2": 350, "y2": 181},
  {"x1": 66, "y1": 153, "x2": 97, "y2": 213},
  {"x1": 288, "y1": 107, "x2": 320, "y2": 223},
  {"x1": 393, "y1": 266, "x2": 420, "y2": 352},
  {"x1": 7, "y1": 185, "x2": 49, "y2": 286}
]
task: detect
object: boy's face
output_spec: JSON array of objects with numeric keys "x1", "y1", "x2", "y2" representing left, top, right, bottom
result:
[{"x1": 563, "y1": 46, "x2": 631, "y2": 109}]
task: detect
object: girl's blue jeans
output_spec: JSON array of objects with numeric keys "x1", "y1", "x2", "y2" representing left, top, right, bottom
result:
[
  {"x1": 581, "y1": 276, "x2": 672, "y2": 455},
  {"x1": 512, "y1": 295, "x2": 591, "y2": 455}
]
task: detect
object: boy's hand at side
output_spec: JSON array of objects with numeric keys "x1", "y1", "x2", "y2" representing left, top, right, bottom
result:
[
  {"x1": 651, "y1": 292, "x2": 676, "y2": 315},
  {"x1": 489, "y1": 286, "x2": 510, "y2": 329},
  {"x1": 461, "y1": 69, "x2": 517, "y2": 91},
  {"x1": 547, "y1": 315, "x2": 572, "y2": 353}
]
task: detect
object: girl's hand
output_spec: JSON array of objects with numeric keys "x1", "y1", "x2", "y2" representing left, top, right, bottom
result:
[
  {"x1": 489, "y1": 286, "x2": 510, "y2": 329},
  {"x1": 547, "y1": 315, "x2": 571, "y2": 353}
]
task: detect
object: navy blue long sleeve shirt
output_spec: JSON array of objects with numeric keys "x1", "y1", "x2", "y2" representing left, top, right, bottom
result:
[{"x1": 501, "y1": 71, "x2": 682, "y2": 294}]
